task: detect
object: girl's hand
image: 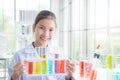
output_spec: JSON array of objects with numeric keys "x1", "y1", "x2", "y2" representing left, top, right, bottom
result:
[
  {"x1": 11, "y1": 61, "x2": 27, "y2": 80},
  {"x1": 66, "y1": 60, "x2": 76, "y2": 80}
]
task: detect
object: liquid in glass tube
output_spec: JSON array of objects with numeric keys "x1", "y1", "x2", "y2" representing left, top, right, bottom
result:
[
  {"x1": 55, "y1": 60, "x2": 59, "y2": 73},
  {"x1": 60, "y1": 60, "x2": 65, "y2": 73},
  {"x1": 55, "y1": 54, "x2": 59, "y2": 73},
  {"x1": 48, "y1": 60, "x2": 53, "y2": 74},
  {"x1": 42, "y1": 60, "x2": 47, "y2": 74},
  {"x1": 41, "y1": 54, "x2": 47, "y2": 74},
  {"x1": 106, "y1": 55, "x2": 113, "y2": 69},
  {"x1": 80, "y1": 61, "x2": 84, "y2": 77},
  {"x1": 90, "y1": 69, "x2": 97, "y2": 80},
  {"x1": 85, "y1": 62, "x2": 92, "y2": 78},
  {"x1": 28, "y1": 62, "x2": 33, "y2": 74},
  {"x1": 34, "y1": 62, "x2": 40, "y2": 74}
]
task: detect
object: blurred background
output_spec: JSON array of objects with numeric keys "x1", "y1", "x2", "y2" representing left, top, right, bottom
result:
[{"x1": 0, "y1": 0, "x2": 120, "y2": 80}]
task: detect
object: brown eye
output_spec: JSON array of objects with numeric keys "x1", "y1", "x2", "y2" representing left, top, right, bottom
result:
[
  {"x1": 50, "y1": 29, "x2": 53, "y2": 31},
  {"x1": 38, "y1": 26, "x2": 44, "y2": 29}
]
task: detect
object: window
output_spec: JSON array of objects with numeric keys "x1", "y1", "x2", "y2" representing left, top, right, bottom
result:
[
  {"x1": 59, "y1": 0, "x2": 120, "y2": 79},
  {"x1": 59, "y1": 0, "x2": 120, "y2": 65},
  {"x1": 0, "y1": 0, "x2": 50, "y2": 53},
  {"x1": 0, "y1": 0, "x2": 15, "y2": 54}
]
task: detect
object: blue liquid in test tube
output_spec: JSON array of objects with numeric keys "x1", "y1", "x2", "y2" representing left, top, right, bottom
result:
[
  {"x1": 48, "y1": 60, "x2": 53, "y2": 74},
  {"x1": 114, "y1": 72, "x2": 120, "y2": 80}
]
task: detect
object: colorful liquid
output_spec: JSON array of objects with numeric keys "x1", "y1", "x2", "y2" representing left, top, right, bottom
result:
[
  {"x1": 114, "y1": 72, "x2": 120, "y2": 80},
  {"x1": 90, "y1": 70, "x2": 97, "y2": 80},
  {"x1": 34, "y1": 62, "x2": 40, "y2": 74},
  {"x1": 106, "y1": 55, "x2": 113, "y2": 69},
  {"x1": 80, "y1": 61, "x2": 84, "y2": 77},
  {"x1": 28, "y1": 62, "x2": 33, "y2": 74},
  {"x1": 48, "y1": 60, "x2": 53, "y2": 74},
  {"x1": 27, "y1": 59, "x2": 66, "y2": 75},
  {"x1": 55, "y1": 60, "x2": 59, "y2": 73},
  {"x1": 42, "y1": 60, "x2": 47, "y2": 74},
  {"x1": 85, "y1": 62, "x2": 92, "y2": 78},
  {"x1": 60, "y1": 60, "x2": 65, "y2": 73}
]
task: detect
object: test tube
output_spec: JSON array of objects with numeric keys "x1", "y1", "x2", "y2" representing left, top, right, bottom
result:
[
  {"x1": 59, "y1": 60, "x2": 65, "y2": 73},
  {"x1": 80, "y1": 61, "x2": 84, "y2": 77},
  {"x1": 28, "y1": 62, "x2": 33, "y2": 74},
  {"x1": 106, "y1": 55, "x2": 113, "y2": 80},
  {"x1": 85, "y1": 62, "x2": 92, "y2": 78},
  {"x1": 106, "y1": 55, "x2": 113, "y2": 69},
  {"x1": 34, "y1": 61, "x2": 40, "y2": 74},
  {"x1": 42, "y1": 54, "x2": 47, "y2": 74},
  {"x1": 48, "y1": 59, "x2": 54, "y2": 74},
  {"x1": 55, "y1": 54, "x2": 59, "y2": 73},
  {"x1": 89, "y1": 69, "x2": 97, "y2": 80}
]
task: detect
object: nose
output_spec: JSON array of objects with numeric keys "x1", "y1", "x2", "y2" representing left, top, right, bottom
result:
[{"x1": 43, "y1": 30, "x2": 49, "y2": 37}]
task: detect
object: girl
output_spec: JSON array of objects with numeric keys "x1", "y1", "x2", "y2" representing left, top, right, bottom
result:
[{"x1": 8, "y1": 10, "x2": 75, "y2": 80}]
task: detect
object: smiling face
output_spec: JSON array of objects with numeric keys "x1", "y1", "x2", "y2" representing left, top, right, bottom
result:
[{"x1": 33, "y1": 19, "x2": 56, "y2": 47}]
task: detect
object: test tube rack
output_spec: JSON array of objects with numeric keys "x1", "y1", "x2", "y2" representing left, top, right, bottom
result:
[{"x1": 25, "y1": 58, "x2": 66, "y2": 76}]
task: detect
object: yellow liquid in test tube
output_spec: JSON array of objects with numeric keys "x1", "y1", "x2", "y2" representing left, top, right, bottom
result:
[
  {"x1": 106, "y1": 55, "x2": 113, "y2": 69},
  {"x1": 34, "y1": 62, "x2": 40, "y2": 74}
]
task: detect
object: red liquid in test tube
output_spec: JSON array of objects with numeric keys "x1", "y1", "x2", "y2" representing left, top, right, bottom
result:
[
  {"x1": 80, "y1": 61, "x2": 84, "y2": 77},
  {"x1": 28, "y1": 62, "x2": 33, "y2": 74}
]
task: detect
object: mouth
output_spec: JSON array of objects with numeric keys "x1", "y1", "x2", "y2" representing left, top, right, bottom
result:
[{"x1": 40, "y1": 37, "x2": 48, "y2": 41}]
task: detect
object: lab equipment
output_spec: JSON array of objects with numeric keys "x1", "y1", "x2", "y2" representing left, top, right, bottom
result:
[{"x1": 26, "y1": 58, "x2": 66, "y2": 76}]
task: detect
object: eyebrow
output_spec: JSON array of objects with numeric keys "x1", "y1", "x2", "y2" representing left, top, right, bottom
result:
[
  {"x1": 39, "y1": 24, "x2": 45, "y2": 27},
  {"x1": 39, "y1": 24, "x2": 55, "y2": 29}
]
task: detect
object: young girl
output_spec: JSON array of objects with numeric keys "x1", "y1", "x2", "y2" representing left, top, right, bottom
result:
[{"x1": 8, "y1": 10, "x2": 75, "y2": 80}]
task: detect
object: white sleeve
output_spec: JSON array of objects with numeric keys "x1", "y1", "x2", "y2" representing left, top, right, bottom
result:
[
  {"x1": 8, "y1": 53, "x2": 20, "y2": 80},
  {"x1": 55, "y1": 75, "x2": 66, "y2": 80}
]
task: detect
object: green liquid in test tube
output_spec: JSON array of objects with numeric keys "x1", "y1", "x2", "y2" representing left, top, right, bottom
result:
[{"x1": 42, "y1": 54, "x2": 47, "y2": 74}]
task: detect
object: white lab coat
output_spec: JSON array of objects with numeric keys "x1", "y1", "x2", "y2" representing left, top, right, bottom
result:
[{"x1": 8, "y1": 43, "x2": 66, "y2": 80}]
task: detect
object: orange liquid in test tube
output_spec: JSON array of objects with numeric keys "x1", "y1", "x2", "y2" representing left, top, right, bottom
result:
[
  {"x1": 28, "y1": 62, "x2": 33, "y2": 74},
  {"x1": 60, "y1": 60, "x2": 65, "y2": 73},
  {"x1": 90, "y1": 70, "x2": 97, "y2": 80}
]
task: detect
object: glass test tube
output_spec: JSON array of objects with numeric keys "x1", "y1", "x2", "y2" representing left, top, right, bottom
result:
[
  {"x1": 106, "y1": 55, "x2": 113, "y2": 69},
  {"x1": 80, "y1": 61, "x2": 85, "y2": 77},
  {"x1": 55, "y1": 54, "x2": 59, "y2": 73},
  {"x1": 28, "y1": 62, "x2": 33, "y2": 74},
  {"x1": 89, "y1": 69, "x2": 97, "y2": 80},
  {"x1": 48, "y1": 60, "x2": 54, "y2": 74},
  {"x1": 85, "y1": 62, "x2": 92, "y2": 78},
  {"x1": 34, "y1": 61, "x2": 40, "y2": 74},
  {"x1": 42, "y1": 54, "x2": 47, "y2": 74},
  {"x1": 60, "y1": 60, "x2": 65, "y2": 73}
]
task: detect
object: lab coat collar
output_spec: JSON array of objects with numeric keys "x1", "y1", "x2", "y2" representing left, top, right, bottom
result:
[{"x1": 24, "y1": 43, "x2": 36, "y2": 54}]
